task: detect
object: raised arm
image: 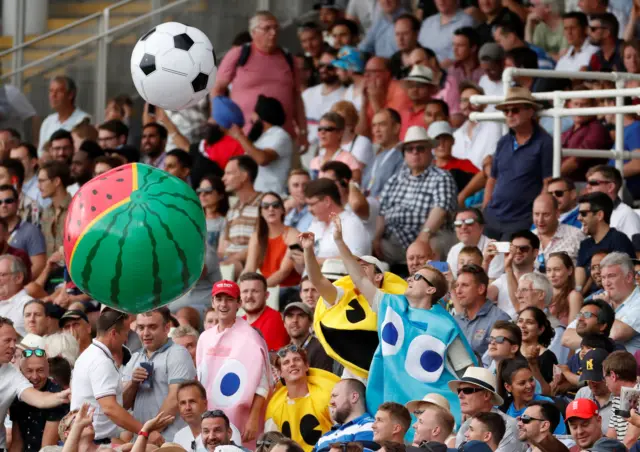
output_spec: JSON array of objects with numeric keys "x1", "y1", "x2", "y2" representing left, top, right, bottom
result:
[{"x1": 300, "y1": 232, "x2": 338, "y2": 305}]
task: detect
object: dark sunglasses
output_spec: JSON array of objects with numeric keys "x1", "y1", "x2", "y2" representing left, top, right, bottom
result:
[
  {"x1": 457, "y1": 387, "x2": 484, "y2": 395},
  {"x1": 101, "y1": 310, "x2": 127, "y2": 331},
  {"x1": 0, "y1": 198, "x2": 15, "y2": 205},
  {"x1": 261, "y1": 201, "x2": 283, "y2": 210},
  {"x1": 454, "y1": 218, "x2": 476, "y2": 227},
  {"x1": 587, "y1": 179, "x2": 611, "y2": 186},
  {"x1": 578, "y1": 209, "x2": 595, "y2": 218},
  {"x1": 548, "y1": 189, "x2": 568, "y2": 197},
  {"x1": 317, "y1": 63, "x2": 335, "y2": 70},
  {"x1": 519, "y1": 414, "x2": 546, "y2": 424},
  {"x1": 412, "y1": 272, "x2": 434, "y2": 287},
  {"x1": 196, "y1": 187, "x2": 214, "y2": 194},
  {"x1": 23, "y1": 348, "x2": 46, "y2": 358},
  {"x1": 318, "y1": 126, "x2": 338, "y2": 132},
  {"x1": 489, "y1": 335, "x2": 513, "y2": 345},
  {"x1": 277, "y1": 344, "x2": 299, "y2": 358},
  {"x1": 514, "y1": 245, "x2": 531, "y2": 253},
  {"x1": 404, "y1": 144, "x2": 428, "y2": 154},
  {"x1": 503, "y1": 107, "x2": 521, "y2": 115}
]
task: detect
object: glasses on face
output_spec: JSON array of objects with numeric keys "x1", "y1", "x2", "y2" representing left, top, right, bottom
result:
[
  {"x1": 256, "y1": 24, "x2": 278, "y2": 33},
  {"x1": 317, "y1": 63, "x2": 335, "y2": 71},
  {"x1": 404, "y1": 144, "x2": 428, "y2": 154},
  {"x1": 548, "y1": 189, "x2": 568, "y2": 197},
  {"x1": 514, "y1": 245, "x2": 531, "y2": 253},
  {"x1": 503, "y1": 107, "x2": 521, "y2": 115},
  {"x1": 0, "y1": 198, "x2": 15, "y2": 205},
  {"x1": 578, "y1": 209, "x2": 594, "y2": 218},
  {"x1": 454, "y1": 218, "x2": 477, "y2": 227},
  {"x1": 277, "y1": 344, "x2": 299, "y2": 358},
  {"x1": 457, "y1": 387, "x2": 483, "y2": 395},
  {"x1": 412, "y1": 272, "x2": 435, "y2": 288},
  {"x1": 489, "y1": 335, "x2": 514, "y2": 345},
  {"x1": 318, "y1": 126, "x2": 338, "y2": 133},
  {"x1": 587, "y1": 179, "x2": 611, "y2": 187},
  {"x1": 518, "y1": 414, "x2": 546, "y2": 424},
  {"x1": 589, "y1": 25, "x2": 605, "y2": 31},
  {"x1": 261, "y1": 201, "x2": 283, "y2": 210},
  {"x1": 577, "y1": 311, "x2": 597, "y2": 319},
  {"x1": 23, "y1": 348, "x2": 46, "y2": 358},
  {"x1": 196, "y1": 187, "x2": 214, "y2": 194}
]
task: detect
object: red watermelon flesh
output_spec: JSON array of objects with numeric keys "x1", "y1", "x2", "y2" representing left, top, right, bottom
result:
[{"x1": 63, "y1": 166, "x2": 136, "y2": 262}]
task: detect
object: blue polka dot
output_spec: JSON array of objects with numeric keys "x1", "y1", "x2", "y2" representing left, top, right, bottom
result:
[
  {"x1": 381, "y1": 323, "x2": 398, "y2": 346},
  {"x1": 220, "y1": 372, "x2": 241, "y2": 396},
  {"x1": 420, "y1": 350, "x2": 443, "y2": 372}
]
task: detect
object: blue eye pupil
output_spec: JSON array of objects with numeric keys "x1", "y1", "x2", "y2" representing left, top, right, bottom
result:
[
  {"x1": 220, "y1": 372, "x2": 241, "y2": 396},
  {"x1": 381, "y1": 323, "x2": 399, "y2": 346},
  {"x1": 420, "y1": 350, "x2": 443, "y2": 372}
]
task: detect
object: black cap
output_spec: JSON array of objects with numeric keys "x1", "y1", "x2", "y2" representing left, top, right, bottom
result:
[
  {"x1": 59, "y1": 309, "x2": 89, "y2": 328},
  {"x1": 45, "y1": 302, "x2": 66, "y2": 320},
  {"x1": 580, "y1": 348, "x2": 609, "y2": 382},
  {"x1": 82, "y1": 300, "x2": 101, "y2": 314}
]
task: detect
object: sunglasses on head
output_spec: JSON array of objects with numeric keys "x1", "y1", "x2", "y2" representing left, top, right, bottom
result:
[
  {"x1": 201, "y1": 409, "x2": 226, "y2": 419},
  {"x1": 23, "y1": 348, "x2": 46, "y2": 358},
  {"x1": 0, "y1": 198, "x2": 15, "y2": 206},
  {"x1": 101, "y1": 310, "x2": 127, "y2": 331},
  {"x1": 489, "y1": 335, "x2": 513, "y2": 345},
  {"x1": 261, "y1": 201, "x2": 283, "y2": 210},
  {"x1": 277, "y1": 344, "x2": 299, "y2": 358},
  {"x1": 454, "y1": 218, "x2": 477, "y2": 227},
  {"x1": 519, "y1": 414, "x2": 546, "y2": 424}
]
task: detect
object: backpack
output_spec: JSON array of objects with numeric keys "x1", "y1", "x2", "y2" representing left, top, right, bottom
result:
[{"x1": 235, "y1": 42, "x2": 294, "y2": 72}]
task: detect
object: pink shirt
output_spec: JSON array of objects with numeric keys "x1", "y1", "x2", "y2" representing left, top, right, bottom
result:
[
  {"x1": 310, "y1": 149, "x2": 363, "y2": 174},
  {"x1": 217, "y1": 44, "x2": 300, "y2": 136},
  {"x1": 436, "y1": 63, "x2": 484, "y2": 115}
]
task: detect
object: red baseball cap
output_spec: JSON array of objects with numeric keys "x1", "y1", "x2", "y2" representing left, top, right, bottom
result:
[
  {"x1": 211, "y1": 280, "x2": 240, "y2": 299},
  {"x1": 566, "y1": 398, "x2": 599, "y2": 420}
]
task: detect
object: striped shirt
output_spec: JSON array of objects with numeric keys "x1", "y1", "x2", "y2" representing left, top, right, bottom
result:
[
  {"x1": 609, "y1": 393, "x2": 632, "y2": 440},
  {"x1": 223, "y1": 192, "x2": 263, "y2": 255},
  {"x1": 313, "y1": 413, "x2": 375, "y2": 452}
]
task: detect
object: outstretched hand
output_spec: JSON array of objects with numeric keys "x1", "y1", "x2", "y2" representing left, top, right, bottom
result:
[
  {"x1": 142, "y1": 411, "x2": 174, "y2": 434},
  {"x1": 73, "y1": 403, "x2": 95, "y2": 431},
  {"x1": 298, "y1": 232, "x2": 315, "y2": 250},
  {"x1": 331, "y1": 213, "x2": 343, "y2": 243}
]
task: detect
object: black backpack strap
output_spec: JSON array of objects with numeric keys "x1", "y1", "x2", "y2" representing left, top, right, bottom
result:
[
  {"x1": 282, "y1": 47, "x2": 293, "y2": 71},
  {"x1": 236, "y1": 42, "x2": 252, "y2": 68}
]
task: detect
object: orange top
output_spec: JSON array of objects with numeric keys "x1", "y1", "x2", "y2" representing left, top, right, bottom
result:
[{"x1": 260, "y1": 230, "x2": 301, "y2": 287}]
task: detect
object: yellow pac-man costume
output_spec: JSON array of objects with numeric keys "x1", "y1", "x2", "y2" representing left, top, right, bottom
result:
[
  {"x1": 265, "y1": 368, "x2": 340, "y2": 452},
  {"x1": 313, "y1": 273, "x2": 408, "y2": 378}
]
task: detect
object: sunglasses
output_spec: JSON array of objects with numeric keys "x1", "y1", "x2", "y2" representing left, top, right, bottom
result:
[
  {"x1": 196, "y1": 187, "x2": 214, "y2": 194},
  {"x1": 587, "y1": 179, "x2": 611, "y2": 186},
  {"x1": 578, "y1": 209, "x2": 595, "y2": 218},
  {"x1": 404, "y1": 144, "x2": 428, "y2": 154},
  {"x1": 519, "y1": 414, "x2": 546, "y2": 424},
  {"x1": 317, "y1": 63, "x2": 335, "y2": 70},
  {"x1": 261, "y1": 201, "x2": 283, "y2": 210},
  {"x1": 101, "y1": 310, "x2": 127, "y2": 331},
  {"x1": 0, "y1": 198, "x2": 15, "y2": 205},
  {"x1": 23, "y1": 348, "x2": 46, "y2": 358},
  {"x1": 489, "y1": 335, "x2": 513, "y2": 345},
  {"x1": 457, "y1": 387, "x2": 484, "y2": 395},
  {"x1": 513, "y1": 245, "x2": 531, "y2": 253},
  {"x1": 577, "y1": 311, "x2": 597, "y2": 319},
  {"x1": 412, "y1": 272, "x2": 434, "y2": 287},
  {"x1": 318, "y1": 126, "x2": 338, "y2": 132},
  {"x1": 548, "y1": 189, "x2": 568, "y2": 197},
  {"x1": 503, "y1": 107, "x2": 521, "y2": 115},
  {"x1": 454, "y1": 218, "x2": 477, "y2": 227},
  {"x1": 277, "y1": 344, "x2": 299, "y2": 358}
]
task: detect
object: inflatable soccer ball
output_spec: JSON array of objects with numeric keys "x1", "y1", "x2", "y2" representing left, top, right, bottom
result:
[
  {"x1": 63, "y1": 163, "x2": 206, "y2": 314},
  {"x1": 131, "y1": 22, "x2": 217, "y2": 111}
]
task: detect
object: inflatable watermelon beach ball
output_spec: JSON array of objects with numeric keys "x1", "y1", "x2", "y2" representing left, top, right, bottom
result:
[{"x1": 63, "y1": 163, "x2": 206, "y2": 314}]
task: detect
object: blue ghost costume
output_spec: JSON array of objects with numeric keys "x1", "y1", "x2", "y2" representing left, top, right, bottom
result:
[{"x1": 366, "y1": 293, "x2": 477, "y2": 438}]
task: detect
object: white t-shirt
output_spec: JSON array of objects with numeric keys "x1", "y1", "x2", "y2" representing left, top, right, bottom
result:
[
  {"x1": 307, "y1": 209, "x2": 372, "y2": 258},
  {"x1": 452, "y1": 120, "x2": 503, "y2": 171},
  {"x1": 447, "y1": 234, "x2": 505, "y2": 280},
  {"x1": 555, "y1": 43, "x2": 599, "y2": 72},
  {"x1": 0, "y1": 363, "x2": 32, "y2": 448},
  {"x1": 489, "y1": 273, "x2": 517, "y2": 320},
  {"x1": 174, "y1": 425, "x2": 243, "y2": 451},
  {"x1": 478, "y1": 76, "x2": 504, "y2": 113},
  {"x1": 302, "y1": 84, "x2": 346, "y2": 145},
  {"x1": 0, "y1": 289, "x2": 33, "y2": 337},
  {"x1": 342, "y1": 84, "x2": 363, "y2": 113},
  {"x1": 38, "y1": 107, "x2": 91, "y2": 155},
  {"x1": 253, "y1": 126, "x2": 293, "y2": 196},
  {"x1": 611, "y1": 202, "x2": 640, "y2": 239},
  {"x1": 341, "y1": 134, "x2": 374, "y2": 168},
  {"x1": 70, "y1": 340, "x2": 123, "y2": 440}
]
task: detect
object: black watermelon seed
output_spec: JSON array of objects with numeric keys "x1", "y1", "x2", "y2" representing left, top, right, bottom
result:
[
  {"x1": 67, "y1": 235, "x2": 70, "y2": 241},
  {"x1": 79, "y1": 203, "x2": 84, "y2": 209},
  {"x1": 106, "y1": 194, "x2": 112, "y2": 200},
  {"x1": 91, "y1": 206, "x2": 96, "y2": 212},
  {"x1": 92, "y1": 190, "x2": 98, "y2": 195},
  {"x1": 116, "y1": 178, "x2": 124, "y2": 182}
]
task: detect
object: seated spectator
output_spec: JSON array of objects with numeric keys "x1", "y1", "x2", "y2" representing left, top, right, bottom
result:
[
  {"x1": 516, "y1": 307, "x2": 558, "y2": 387},
  {"x1": 317, "y1": 1, "x2": 345, "y2": 46},
  {"x1": 406, "y1": 240, "x2": 435, "y2": 276},
  {"x1": 140, "y1": 122, "x2": 168, "y2": 168},
  {"x1": 313, "y1": 379, "x2": 374, "y2": 452},
  {"x1": 48, "y1": 356, "x2": 71, "y2": 389},
  {"x1": 587, "y1": 13, "x2": 625, "y2": 72},
  {"x1": 296, "y1": 53, "x2": 320, "y2": 92},
  {"x1": 399, "y1": 65, "x2": 438, "y2": 139},
  {"x1": 532, "y1": 194, "x2": 586, "y2": 272},
  {"x1": 562, "y1": 298, "x2": 616, "y2": 349},
  {"x1": 493, "y1": 21, "x2": 555, "y2": 69},
  {"x1": 525, "y1": 0, "x2": 567, "y2": 59},
  {"x1": 463, "y1": 412, "x2": 507, "y2": 451},
  {"x1": 389, "y1": 14, "x2": 423, "y2": 79},
  {"x1": 547, "y1": 252, "x2": 583, "y2": 326},
  {"x1": 284, "y1": 169, "x2": 313, "y2": 233},
  {"x1": 172, "y1": 381, "x2": 209, "y2": 450},
  {"x1": 60, "y1": 309, "x2": 92, "y2": 354},
  {"x1": 411, "y1": 401, "x2": 456, "y2": 447},
  {"x1": 331, "y1": 46, "x2": 366, "y2": 112},
  {"x1": 97, "y1": 119, "x2": 128, "y2": 150},
  {"x1": 228, "y1": 95, "x2": 292, "y2": 196},
  {"x1": 556, "y1": 12, "x2": 599, "y2": 71},
  {"x1": 603, "y1": 351, "x2": 639, "y2": 442},
  {"x1": 23, "y1": 299, "x2": 47, "y2": 336},
  {"x1": 164, "y1": 149, "x2": 192, "y2": 183},
  {"x1": 574, "y1": 349, "x2": 614, "y2": 434},
  {"x1": 371, "y1": 402, "x2": 411, "y2": 443},
  {"x1": 585, "y1": 250, "x2": 607, "y2": 300},
  {"x1": 199, "y1": 409, "x2": 243, "y2": 451},
  {"x1": 282, "y1": 301, "x2": 333, "y2": 371},
  {"x1": 244, "y1": 192, "x2": 300, "y2": 288},
  {"x1": 310, "y1": 112, "x2": 362, "y2": 181},
  {"x1": 428, "y1": 121, "x2": 479, "y2": 193},
  {"x1": 331, "y1": 100, "x2": 374, "y2": 168},
  {"x1": 203, "y1": 307, "x2": 217, "y2": 330},
  {"x1": 68, "y1": 140, "x2": 104, "y2": 196},
  {"x1": 417, "y1": 0, "x2": 474, "y2": 65},
  {"x1": 516, "y1": 401, "x2": 568, "y2": 450},
  {"x1": 408, "y1": 47, "x2": 448, "y2": 93},
  {"x1": 561, "y1": 90, "x2": 612, "y2": 182},
  {"x1": 305, "y1": 178, "x2": 371, "y2": 260},
  {"x1": 610, "y1": 99, "x2": 640, "y2": 200},
  {"x1": 546, "y1": 177, "x2": 581, "y2": 229},
  {"x1": 0, "y1": 254, "x2": 32, "y2": 336},
  {"x1": 478, "y1": 43, "x2": 506, "y2": 104},
  {"x1": 484, "y1": 320, "x2": 523, "y2": 374},
  {"x1": 330, "y1": 18, "x2": 360, "y2": 49},
  {"x1": 375, "y1": 126, "x2": 457, "y2": 265},
  {"x1": 575, "y1": 193, "x2": 635, "y2": 292},
  {"x1": 358, "y1": 0, "x2": 406, "y2": 58},
  {"x1": 10, "y1": 142, "x2": 43, "y2": 218}
]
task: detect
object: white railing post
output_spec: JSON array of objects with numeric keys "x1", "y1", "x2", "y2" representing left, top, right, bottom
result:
[
  {"x1": 552, "y1": 91, "x2": 563, "y2": 177},
  {"x1": 614, "y1": 76, "x2": 625, "y2": 176},
  {"x1": 95, "y1": 8, "x2": 110, "y2": 124},
  {"x1": 11, "y1": 0, "x2": 26, "y2": 89}
]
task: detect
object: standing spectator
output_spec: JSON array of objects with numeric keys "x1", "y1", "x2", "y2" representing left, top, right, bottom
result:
[
  {"x1": 38, "y1": 161, "x2": 72, "y2": 257},
  {"x1": 285, "y1": 170, "x2": 313, "y2": 233},
  {"x1": 483, "y1": 87, "x2": 552, "y2": 239},
  {"x1": 219, "y1": 156, "x2": 263, "y2": 272},
  {"x1": 71, "y1": 310, "x2": 161, "y2": 444},
  {"x1": 282, "y1": 302, "x2": 334, "y2": 372},
  {"x1": 173, "y1": 381, "x2": 209, "y2": 450},
  {"x1": 418, "y1": 0, "x2": 475, "y2": 65},
  {"x1": 478, "y1": 43, "x2": 506, "y2": 104},
  {"x1": 399, "y1": 65, "x2": 438, "y2": 139},
  {"x1": 525, "y1": 0, "x2": 567, "y2": 59},
  {"x1": 429, "y1": 121, "x2": 479, "y2": 193},
  {"x1": 455, "y1": 264, "x2": 511, "y2": 356},
  {"x1": 547, "y1": 177, "x2": 582, "y2": 229},
  {"x1": 140, "y1": 122, "x2": 168, "y2": 169},
  {"x1": 300, "y1": 277, "x2": 320, "y2": 310},
  {"x1": 212, "y1": 11, "x2": 308, "y2": 148},
  {"x1": 475, "y1": 0, "x2": 525, "y2": 45},
  {"x1": 332, "y1": 101, "x2": 375, "y2": 168},
  {"x1": 298, "y1": 22, "x2": 324, "y2": 68},
  {"x1": 122, "y1": 307, "x2": 196, "y2": 439},
  {"x1": 0, "y1": 184, "x2": 46, "y2": 277},
  {"x1": 389, "y1": 14, "x2": 423, "y2": 79},
  {"x1": 229, "y1": 96, "x2": 292, "y2": 196},
  {"x1": 587, "y1": 13, "x2": 625, "y2": 72},
  {"x1": 493, "y1": 22, "x2": 555, "y2": 70},
  {"x1": 60, "y1": 310, "x2": 92, "y2": 354},
  {"x1": 38, "y1": 77, "x2": 90, "y2": 154},
  {"x1": 556, "y1": 12, "x2": 599, "y2": 71},
  {"x1": 303, "y1": 49, "x2": 347, "y2": 147},
  {"x1": 239, "y1": 272, "x2": 290, "y2": 351},
  {"x1": 359, "y1": 0, "x2": 406, "y2": 58},
  {"x1": 375, "y1": 126, "x2": 457, "y2": 264},
  {"x1": 10, "y1": 346, "x2": 70, "y2": 451},
  {"x1": 560, "y1": 90, "x2": 612, "y2": 182},
  {"x1": 332, "y1": 46, "x2": 366, "y2": 113},
  {"x1": 603, "y1": 350, "x2": 639, "y2": 441}
]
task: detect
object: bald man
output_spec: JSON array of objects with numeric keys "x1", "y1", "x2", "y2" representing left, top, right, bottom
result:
[
  {"x1": 532, "y1": 194, "x2": 586, "y2": 271},
  {"x1": 406, "y1": 241, "x2": 434, "y2": 276}
]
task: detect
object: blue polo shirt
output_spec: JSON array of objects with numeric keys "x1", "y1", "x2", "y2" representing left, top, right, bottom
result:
[
  {"x1": 455, "y1": 300, "x2": 511, "y2": 357},
  {"x1": 313, "y1": 413, "x2": 375, "y2": 452},
  {"x1": 577, "y1": 227, "x2": 635, "y2": 269},
  {"x1": 610, "y1": 121, "x2": 640, "y2": 198},
  {"x1": 486, "y1": 124, "x2": 553, "y2": 223}
]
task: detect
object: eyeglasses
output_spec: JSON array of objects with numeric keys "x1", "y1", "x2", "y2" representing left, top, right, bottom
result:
[
  {"x1": 503, "y1": 107, "x2": 521, "y2": 115},
  {"x1": 256, "y1": 24, "x2": 278, "y2": 33},
  {"x1": 23, "y1": 348, "x2": 46, "y2": 358},
  {"x1": 318, "y1": 126, "x2": 339, "y2": 133},
  {"x1": 0, "y1": 198, "x2": 15, "y2": 205},
  {"x1": 261, "y1": 201, "x2": 283, "y2": 210},
  {"x1": 489, "y1": 335, "x2": 514, "y2": 345},
  {"x1": 577, "y1": 311, "x2": 597, "y2": 319},
  {"x1": 457, "y1": 387, "x2": 484, "y2": 395},
  {"x1": 403, "y1": 144, "x2": 428, "y2": 154},
  {"x1": 513, "y1": 245, "x2": 531, "y2": 253},
  {"x1": 196, "y1": 187, "x2": 214, "y2": 194},
  {"x1": 202, "y1": 409, "x2": 226, "y2": 419},
  {"x1": 454, "y1": 218, "x2": 477, "y2": 227},
  {"x1": 548, "y1": 189, "x2": 569, "y2": 197},
  {"x1": 277, "y1": 344, "x2": 299, "y2": 358},
  {"x1": 587, "y1": 179, "x2": 611, "y2": 186},
  {"x1": 317, "y1": 63, "x2": 335, "y2": 70},
  {"x1": 412, "y1": 272, "x2": 435, "y2": 287},
  {"x1": 518, "y1": 414, "x2": 546, "y2": 424}
]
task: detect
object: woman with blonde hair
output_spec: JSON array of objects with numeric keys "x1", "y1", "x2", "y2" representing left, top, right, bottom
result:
[{"x1": 331, "y1": 100, "x2": 373, "y2": 168}]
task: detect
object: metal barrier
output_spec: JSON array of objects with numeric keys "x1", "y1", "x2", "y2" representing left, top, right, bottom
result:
[{"x1": 469, "y1": 67, "x2": 640, "y2": 178}]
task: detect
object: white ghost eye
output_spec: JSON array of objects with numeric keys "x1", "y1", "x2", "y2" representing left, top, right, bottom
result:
[
  {"x1": 405, "y1": 335, "x2": 446, "y2": 383},
  {"x1": 210, "y1": 359, "x2": 248, "y2": 407},
  {"x1": 380, "y1": 307, "x2": 404, "y2": 356}
]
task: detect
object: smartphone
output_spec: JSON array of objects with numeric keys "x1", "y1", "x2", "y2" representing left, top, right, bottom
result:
[
  {"x1": 288, "y1": 244, "x2": 303, "y2": 252},
  {"x1": 147, "y1": 104, "x2": 156, "y2": 116},
  {"x1": 615, "y1": 409, "x2": 631, "y2": 419},
  {"x1": 495, "y1": 242, "x2": 511, "y2": 253},
  {"x1": 139, "y1": 362, "x2": 154, "y2": 389},
  {"x1": 428, "y1": 261, "x2": 449, "y2": 273}
]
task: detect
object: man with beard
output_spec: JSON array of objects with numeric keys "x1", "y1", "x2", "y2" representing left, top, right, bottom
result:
[
  {"x1": 68, "y1": 140, "x2": 104, "y2": 196},
  {"x1": 140, "y1": 122, "x2": 168, "y2": 169},
  {"x1": 49, "y1": 129, "x2": 75, "y2": 165},
  {"x1": 586, "y1": 13, "x2": 624, "y2": 72},
  {"x1": 228, "y1": 95, "x2": 292, "y2": 195},
  {"x1": 313, "y1": 379, "x2": 374, "y2": 452},
  {"x1": 282, "y1": 301, "x2": 333, "y2": 372},
  {"x1": 562, "y1": 297, "x2": 616, "y2": 350},
  {"x1": 302, "y1": 48, "x2": 346, "y2": 146},
  {"x1": 516, "y1": 401, "x2": 567, "y2": 451},
  {"x1": 39, "y1": 161, "x2": 72, "y2": 257},
  {"x1": 200, "y1": 410, "x2": 247, "y2": 452},
  {"x1": 331, "y1": 46, "x2": 365, "y2": 113}
]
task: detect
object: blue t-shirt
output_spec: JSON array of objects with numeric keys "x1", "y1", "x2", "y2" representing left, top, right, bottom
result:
[
  {"x1": 577, "y1": 227, "x2": 635, "y2": 269},
  {"x1": 609, "y1": 121, "x2": 640, "y2": 198},
  {"x1": 506, "y1": 394, "x2": 567, "y2": 435}
]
